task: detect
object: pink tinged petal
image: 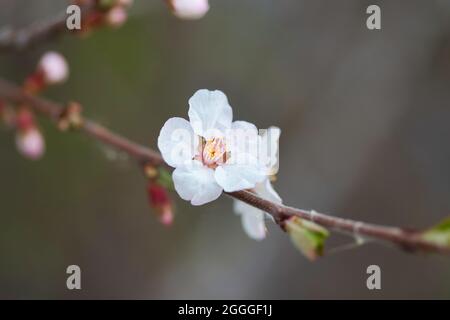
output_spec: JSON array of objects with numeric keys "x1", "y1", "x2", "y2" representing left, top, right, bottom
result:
[
  {"x1": 16, "y1": 128, "x2": 45, "y2": 160},
  {"x1": 158, "y1": 117, "x2": 198, "y2": 168},
  {"x1": 188, "y1": 89, "x2": 232, "y2": 140},
  {"x1": 172, "y1": 160, "x2": 223, "y2": 205},
  {"x1": 214, "y1": 154, "x2": 266, "y2": 192},
  {"x1": 38, "y1": 51, "x2": 69, "y2": 85},
  {"x1": 170, "y1": 0, "x2": 210, "y2": 20}
]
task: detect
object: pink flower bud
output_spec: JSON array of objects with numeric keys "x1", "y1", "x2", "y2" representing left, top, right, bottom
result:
[
  {"x1": 37, "y1": 51, "x2": 69, "y2": 85},
  {"x1": 147, "y1": 183, "x2": 174, "y2": 226},
  {"x1": 16, "y1": 127, "x2": 45, "y2": 160},
  {"x1": 15, "y1": 108, "x2": 35, "y2": 131},
  {"x1": 168, "y1": 0, "x2": 209, "y2": 20},
  {"x1": 105, "y1": 6, "x2": 128, "y2": 28},
  {"x1": 159, "y1": 206, "x2": 174, "y2": 226}
]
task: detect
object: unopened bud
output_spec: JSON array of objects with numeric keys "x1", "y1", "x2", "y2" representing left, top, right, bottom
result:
[
  {"x1": 23, "y1": 71, "x2": 46, "y2": 94},
  {"x1": 105, "y1": 6, "x2": 128, "y2": 28},
  {"x1": 167, "y1": 0, "x2": 209, "y2": 20},
  {"x1": 16, "y1": 127, "x2": 45, "y2": 160},
  {"x1": 285, "y1": 216, "x2": 329, "y2": 261},
  {"x1": 37, "y1": 51, "x2": 69, "y2": 85},
  {"x1": 159, "y1": 206, "x2": 174, "y2": 226},
  {"x1": 144, "y1": 164, "x2": 158, "y2": 179},
  {"x1": 147, "y1": 183, "x2": 174, "y2": 226},
  {"x1": 15, "y1": 108, "x2": 35, "y2": 131}
]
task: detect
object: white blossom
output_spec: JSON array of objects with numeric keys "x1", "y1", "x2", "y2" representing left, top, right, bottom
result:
[
  {"x1": 37, "y1": 51, "x2": 69, "y2": 85},
  {"x1": 169, "y1": 0, "x2": 209, "y2": 20},
  {"x1": 105, "y1": 6, "x2": 128, "y2": 28},
  {"x1": 16, "y1": 128, "x2": 45, "y2": 160},
  {"x1": 158, "y1": 89, "x2": 281, "y2": 239},
  {"x1": 158, "y1": 89, "x2": 269, "y2": 205}
]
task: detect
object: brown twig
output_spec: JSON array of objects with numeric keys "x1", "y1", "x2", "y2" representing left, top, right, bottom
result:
[
  {"x1": 0, "y1": 77, "x2": 448, "y2": 255},
  {"x1": 0, "y1": 2, "x2": 95, "y2": 52}
]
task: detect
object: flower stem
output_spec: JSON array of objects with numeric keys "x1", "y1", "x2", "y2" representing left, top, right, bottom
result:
[
  {"x1": 0, "y1": 77, "x2": 448, "y2": 256},
  {"x1": 0, "y1": 2, "x2": 96, "y2": 52}
]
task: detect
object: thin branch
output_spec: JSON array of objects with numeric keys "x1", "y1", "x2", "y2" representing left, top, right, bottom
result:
[
  {"x1": 0, "y1": 2, "x2": 95, "y2": 52},
  {"x1": 0, "y1": 77, "x2": 448, "y2": 256}
]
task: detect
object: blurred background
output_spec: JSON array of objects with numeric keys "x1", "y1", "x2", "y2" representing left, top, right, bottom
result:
[{"x1": 0, "y1": 0, "x2": 450, "y2": 299}]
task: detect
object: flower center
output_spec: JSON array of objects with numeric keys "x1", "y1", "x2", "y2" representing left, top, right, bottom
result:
[{"x1": 201, "y1": 137, "x2": 226, "y2": 168}]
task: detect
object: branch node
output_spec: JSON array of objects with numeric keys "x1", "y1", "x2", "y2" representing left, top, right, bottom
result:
[{"x1": 57, "y1": 101, "x2": 84, "y2": 131}]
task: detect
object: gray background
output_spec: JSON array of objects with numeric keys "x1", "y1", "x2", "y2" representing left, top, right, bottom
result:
[{"x1": 0, "y1": 0, "x2": 449, "y2": 299}]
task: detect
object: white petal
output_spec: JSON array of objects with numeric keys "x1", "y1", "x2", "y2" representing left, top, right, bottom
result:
[
  {"x1": 38, "y1": 51, "x2": 68, "y2": 85},
  {"x1": 157, "y1": 117, "x2": 198, "y2": 168},
  {"x1": 231, "y1": 120, "x2": 257, "y2": 132},
  {"x1": 259, "y1": 126, "x2": 280, "y2": 175},
  {"x1": 214, "y1": 154, "x2": 266, "y2": 192},
  {"x1": 255, "y1": 178, "x2": 282, "y2": 204},
  {"x1": 105, "y1": 6, "x2": 128, "y2": 28},
  {"x1": 233, "y1": 179, "x2": 282, "y2": 240},
  {"x1": 171, "y1": 0, "x2": 209, "y2": 20},
  {"x1": 173, "y1": 160, "x2": 223, "y2": 205},
  {"x1": 241, "y1": 209, "x2": 266, "y2": 241},
  {"x1": 15, "y1": 128, "x2": 45, "y2": 160},
  {"x1": 233, "y1": 200, "x2": 267, "y2": 240},
  {"x1": 188, "y1": 89, "x2": 232, "y2": 139},
  {"x1": 227, "y1": 120, "x2": 259, "y2": 157}
]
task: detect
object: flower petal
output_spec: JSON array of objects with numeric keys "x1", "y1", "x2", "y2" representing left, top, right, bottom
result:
[
  {"x1": 170, "y1": 0, "x2": 210, "y2": 20},
  {"x1": 15, "y1": 128, "x2": 45, "y2": 160},
  {"x1": 38, "y1": 51, "x2": 69, "y2": 85},
  {"x1": 259, "y1": 126, "x2": 280, "y2": 175},
  {"x1": 255, "y1": 178, "x2": 282, "y2": 204},
  {"x1": 240, "y1": 208, "x2": 267, "y2": 241},
  {"x1": 173, "y1": 160, "x2": 223, "y2": 205},
  {"x1": 188, "y1": 89, "x2": 232, "y2": 139},
  {"x1": 231, "y1": 120, "x2": 257, "y2": 132},
  {"x1": 214, "y1": 154, "x2": 266, "y2": 192},
  {"x1": 227, "y1": 120, "x2": 259, "y2": 157},
  {"x1": 158, "y1": 117, "x2": 198, "y2": 168},
  {"x1": 233, "y1": 179, "x2": 282, "y2": 240}
]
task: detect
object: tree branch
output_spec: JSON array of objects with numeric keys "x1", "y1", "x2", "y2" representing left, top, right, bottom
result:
[
  {"x1": 0, "y1": 77, "x2": 448, "y2": 256},
  {"x1": 0, "y1": 2, "x2": 95, "y2": 52}
]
